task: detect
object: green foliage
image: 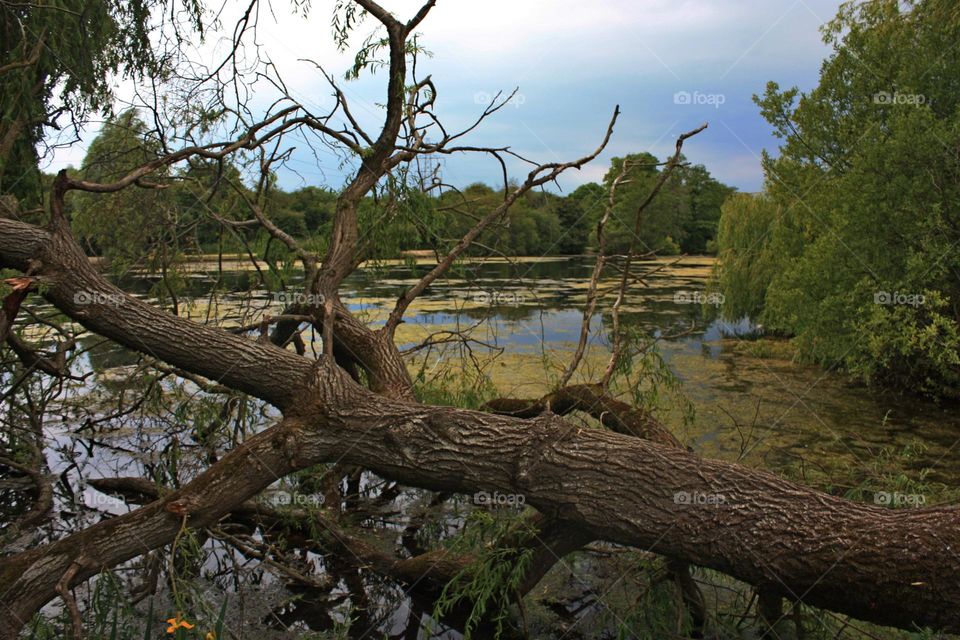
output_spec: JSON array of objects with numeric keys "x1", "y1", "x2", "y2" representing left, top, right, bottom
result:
[
  {"x1": 68, "y1": 113, "x2": 337, "y2": 270},
  {"x1": 569, "y1": 181, "x2": 606, "y2": 211},
  {"x1": 359, "y1": 174, "x2": 439, "y2": 260},
  {"x1": 567, "y1": 181, "x2": 607, "y2": 249},
  {"x1": 25, "y1": 571, "x2": 229, "y2": 640},
  {"x1": 414, "y1": 365, "x2": 497, "y2": 409},
  {"x1": 552, "y1": 196, "x2": 590, "y2": 254},
  {"x1": 603, "y1": 153, "x2": 688, "y2": 255},
  {"x1": 598, "y1": 154, "x2": 732, "y2": 256},
  {"x1": 610, "y1": 326, "x2": 696, "y2": 429},
  {"x1": 840, "y1": 439, "x2": 960, "y2": 509},
  {"x1": 71, "y1": 110, "x2": 174, "y2": 263},
  {"x1": 432, "y1": 510, "x2": 535, "y2": 639},
  {"x1": 0, "y1": 0, "x2": 200, "y2": 204},
  {"x1": 277, "y1": 185, "x2": 337, "y2": 233},
  {"x1": 713, "y1": 0, "x2": 960, "y2": 397},
  {"x1": 659, "y1": 235, "x2": 681, "y2": 255},
  {"x1": 430, "y1": 183, "x2": 556, "y2": 257},
  {"x1": 711, "y1": 193, "x2": 787, "y2": 321},
  {"x1": 431, "y1": 162, "x2": 732, "y2": 259},
  {"x1": 853, "y1": 290, "x2": 960, "y2": 397},
  {"x1": 63, "y1": 128, "x2": 730, "y2": 264},
  {"x1": 679, "y1": 164, "x2": 736, "y2": 253}
]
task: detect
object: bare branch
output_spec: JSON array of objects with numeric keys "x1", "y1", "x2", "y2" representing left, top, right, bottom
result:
[
  {"x1": 383, "y1": 106, "x2": 621, "y2": 335},
  {"x1": 602, "y1": 122, "x2": 707, "y2": 388}
]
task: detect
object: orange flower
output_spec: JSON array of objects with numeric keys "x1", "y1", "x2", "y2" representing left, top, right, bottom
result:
[{"x1": 165, "y1": 615, "x2": 195, "y2": 634}]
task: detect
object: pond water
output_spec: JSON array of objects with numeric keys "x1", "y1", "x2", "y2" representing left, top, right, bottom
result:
[
  {"x1": 331, "y1": 255, "x2": 959, "y2": 489},
  {"x1": 6, "y1": 254, "x2": 958, "y2": 638}
]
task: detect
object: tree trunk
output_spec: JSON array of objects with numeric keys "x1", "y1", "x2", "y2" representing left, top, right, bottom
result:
[
  {"x1": 2, "y1": 146, "x2": 960, "y2": 638},
  {"x1": 1, "y1": 363, "x2": 958, "y2": 636}
]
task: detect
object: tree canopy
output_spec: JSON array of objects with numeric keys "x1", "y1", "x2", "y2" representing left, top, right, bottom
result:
[
  {"x1": 61, "y1": 121, "x2": 735, "y2": 262},
  {"x1": 714, "y1": 0, "x2": 960, "y2": 398},
  {"x1": 0, "y1": 0, "x2": 200, "y2": 204}
]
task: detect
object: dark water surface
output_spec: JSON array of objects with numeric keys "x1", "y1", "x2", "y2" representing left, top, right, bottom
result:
[{"x1": 5, "y1": 255, "x2": 958, "y2": 638}]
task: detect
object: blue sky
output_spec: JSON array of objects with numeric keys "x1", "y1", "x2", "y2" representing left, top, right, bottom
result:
[{"x1": 46, "y1": 0, "x2": 846, "y2": 194}]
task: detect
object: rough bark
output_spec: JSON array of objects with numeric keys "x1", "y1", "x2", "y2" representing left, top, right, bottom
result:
[
  {"x1": 485, "y1": 383, "x2": 682, "y2": 447},
  {"x1": 0, "y1": 216, "x2": 313, "y2": 410},
  {"x1": 487, "y1": 384, "x2": 706, "y2": 629},
  {"x1": 1, "y1": 350, "x2": 958, "y2": 635}
]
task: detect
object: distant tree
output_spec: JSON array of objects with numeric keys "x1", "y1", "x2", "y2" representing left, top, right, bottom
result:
[
  {"x1": 603, "y1": 153, "x2": 690, "y2": 255},
  {"x1": 569, "y1": 181, "x2": 605, "y2": 212},
  {"x1": 568, "y1": 182, "x2": 607, "y2": 250},
  {"x1": 71, "y1": 110, "x2": 175, "y2": 265},
  {"x1": 553, "y1": 196, "x2": 590, "y2": 254},
  {"x1": 176, "y1": 159, "x2": 252, "y2": 249},
  {"x1": 434, "y1": 182, "x2": 566, "y2": 256},
  {"x1": 679, "y1": 164, "x2": 735, "y2": 254},
  {"x1": 288, "y1": 186, "x2": 338, "y2": 233}
]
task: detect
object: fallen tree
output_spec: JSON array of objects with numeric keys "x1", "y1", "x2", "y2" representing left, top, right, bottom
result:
[
  {"x1": 1, "y1": 314, "x2": 959, "y2": 635},
  {"x1": 1, "y1": 1, "x2": 959, "y2": 638},
  {"x1": 2, "y1": 206, "x2": 960, "y2": 634}
]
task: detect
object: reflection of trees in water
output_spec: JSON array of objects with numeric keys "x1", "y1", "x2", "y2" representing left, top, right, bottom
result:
[
  {"x1": 0, "y1": 479, "x2": 32, "y2": 528},
  {"x1": 80, "y1": 335, "x2": 142, "y2": 372}
]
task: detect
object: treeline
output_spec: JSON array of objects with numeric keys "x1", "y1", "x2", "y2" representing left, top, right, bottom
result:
[
  {"x1": 712, "y1": 0, "x2": 960, "y2": 399},
  {"x1": 420, "y1": 156, "x2": 733, "y2": 258},
  {"x1": 60, "y1": 110, "x2": 734, "y2": 263}
]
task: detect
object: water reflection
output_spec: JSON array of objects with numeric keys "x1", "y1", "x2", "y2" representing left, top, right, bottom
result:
[{"x1": 3, "y1": 254, "x2": 958, "y2": 638}]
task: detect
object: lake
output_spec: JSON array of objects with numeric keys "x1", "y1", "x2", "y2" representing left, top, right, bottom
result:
[
  {"x1": 14, "y1": 254, "x2": 958, "y2": 638},
  {"x1": 327, "y1": 255, "x2": 959, "y2": 490}
]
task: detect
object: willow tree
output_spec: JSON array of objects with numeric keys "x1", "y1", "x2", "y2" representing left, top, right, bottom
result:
[
  {"x1": 0, "y1": 0, "x2": 200, "y2": 204},
  {"x1": 716, "y1": 0, "x2": 960, "y2": 397},
  {"x1": 1, "y1": 1, "x2": 959, "y2": 639}
]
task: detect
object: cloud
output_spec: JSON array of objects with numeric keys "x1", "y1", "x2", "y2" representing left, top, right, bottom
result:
[{"x1": 43, "y1": 0, "x2": 843, "y2": 193}]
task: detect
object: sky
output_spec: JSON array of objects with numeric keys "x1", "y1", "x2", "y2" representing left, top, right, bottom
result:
[{"x1": 44, "y1": 0, "x2": 847, "y2": 194}]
